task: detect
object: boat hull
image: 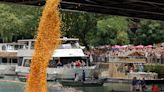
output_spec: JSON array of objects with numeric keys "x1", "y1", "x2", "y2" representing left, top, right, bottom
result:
[
  {"x1": 59, "y1": 78, "x2": 106, "y2": 87},
  {"x1": 16, "y1": 66, "x2": 96, "y2": 81},
  {"x1": 0, "y1": 71, "x2": 4, "y2": 78},
  {"x1": 0, "y1": 65, "x2": 16, "y2": 75},
  {"x1": 54, "y1": 66, "x2": 96, "y2": 80}
]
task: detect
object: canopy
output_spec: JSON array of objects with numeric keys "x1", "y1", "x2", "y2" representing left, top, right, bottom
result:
[
  {"x1": 135, "y1": 45, "x2": 144, "y2": 49},
  {"x1": 145, "y1": 45, "x2": 153, "y2": 48},
  {"x1": 112, "y1": 45, "x2": 121, "y2": 49},
  {"x1": 52, "y1": 49, "x2": 87, "y2": 57}
]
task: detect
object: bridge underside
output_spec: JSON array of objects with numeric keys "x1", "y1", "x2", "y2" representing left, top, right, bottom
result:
[{"x1": 2, "y1": 0, "x2": 164, "y2": 21}]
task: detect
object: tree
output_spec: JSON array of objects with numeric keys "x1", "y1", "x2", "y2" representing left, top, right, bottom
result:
[
  {"x1": 132, "y1": 20, "x2": 164, "y2": 45},
  {"x1": 95, "y1": 16, "x2": 129, "y2": 46},
  {"x1": 61, "y1": 11, "x2": 101, "y2": 49},
  {"x1": 0, "y1": 3, "x2": 42, "y2": 42},
  {"x1": 0, "y1": 4, "x2": 23, "y2": 42},
  {"x1": 115, "y1": 31, "x2": 129, "y2": 45}
]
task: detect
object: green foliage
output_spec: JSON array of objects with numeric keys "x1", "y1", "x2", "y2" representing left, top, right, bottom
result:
[
  {"x1": 129, "y1": 20, "x2": 164, "y2": 45},
  {"x1": 0, "y1": 3, "x2": 164, "y2": 48},
  {"x1": 144, "y1": 64, "x2": 164, "y2": 76},
  {"x1": 61, "y1": 11, "x2": 102, "y2": 49},
  {"x1": 0, "y1": 3, "x2": 42, "y2": 42},
  {"x1": 94, "y1": 16, "x2": 129, "y2": 46},
  {"x1": 115, "y1": 31, "x2": 129, "y2": 45}
]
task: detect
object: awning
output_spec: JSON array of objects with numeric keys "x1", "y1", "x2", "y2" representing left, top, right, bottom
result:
[{"x1": 0, "y1": 52, "x2": 17, "y2": 58}]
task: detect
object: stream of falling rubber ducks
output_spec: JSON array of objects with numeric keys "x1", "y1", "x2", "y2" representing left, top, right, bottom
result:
[{"x1": 25, "y1": 0, "x2": 60, "y2": 92}]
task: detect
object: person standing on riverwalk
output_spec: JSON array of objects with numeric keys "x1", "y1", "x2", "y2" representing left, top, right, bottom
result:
[
  {"x1": 140, "y1": 78, "x2": 147, "y2": 92},
  {"x1": 82, "y1": 70, "x2": 86, "y2": 81},
  {"x1": 131, "y1": 77, "x2": 138, "y2": 92},
  {"x1": 74, "y1": 73, "x2": 80, "y2": 81}
]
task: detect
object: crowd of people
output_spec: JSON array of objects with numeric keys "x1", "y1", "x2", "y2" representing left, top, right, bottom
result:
[
  {"x1": 55, "y1": 59, "x2": 86, "y2": 68},
  {"x1": 86, "y1": 44, "x2": 164, "y2": 64},
  {"x1": 131, "y1": 77, "x2": 146, "y2": 92}
]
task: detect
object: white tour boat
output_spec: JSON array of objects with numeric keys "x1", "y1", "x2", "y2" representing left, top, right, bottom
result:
[
  {"x1": 0, "y1": 43, "x2": 24, "y2": 76},
  {"x1": 15, "y1": 38, "x2": 96, "y2": 81}
]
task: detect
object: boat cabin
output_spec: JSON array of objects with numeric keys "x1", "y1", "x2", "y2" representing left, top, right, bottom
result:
[
  {"x1": 0, "y1": 43, "x2": 25, "y2": 75},
  {"x1": 0, "y1": 43, "x2": 25, "y2": 64},
  {"x1": 99, "y1": 56, "x2": 158, "y2": 80},
  {"x1": 16, "y1": 38, "x2": 90, "y2": 68},
  {"x1": 15, "y1": 38, "x2": 95, "y2": 80}
]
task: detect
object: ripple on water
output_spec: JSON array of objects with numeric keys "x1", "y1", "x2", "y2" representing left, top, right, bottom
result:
[
  {"x1": 0, "y1": 81, "x2": 24, "y2": 92},
  {"x1": 0, "y1": 81, "x2": 82, "y2": 92}
]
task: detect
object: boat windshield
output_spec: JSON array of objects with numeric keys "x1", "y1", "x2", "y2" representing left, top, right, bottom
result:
[
  {"x1": 58, "y1": 41, "x2": 80, "y2": 49},
  {"x1": 23, "y1": 59, "x2": 31, "y2": 67},
  {"x1": 18, "y1": 38, "x2": 81, "y2": 50},
  {"x1": 0, "y1": 44, "x2": 24, "y2": 51},
  {"x1": 0, "y1": 58, "x2": 17, "y2": 65},
  {"x1": 21, "y1": 57, "x2": 90, "y2": 68}
]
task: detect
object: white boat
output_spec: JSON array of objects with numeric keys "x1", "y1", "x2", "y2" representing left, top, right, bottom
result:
[
  {"x1": 99, "y1": 56, "x2": 159, "y2": 84},
  {"x1": 0, "y1": 43, "x2": 24, "y2": 75},
  {"x1": 15, "y1": 38, "x2": 96, "y2": 81}
]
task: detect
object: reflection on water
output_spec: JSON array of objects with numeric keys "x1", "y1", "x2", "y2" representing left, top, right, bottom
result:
[
  {"x1": 0, "y1": 82, "x2": 24, "y2": 92},
  {"x1": 2, "y1": 76, "x2": 18, "y2": 81},
  {"x1": 0, "y1": 82, "x2": 129, "y2": 92},
  {"x1": 75, "y1": 83, "x2": 130, "y2": 92},
  {"x1": 75, "y1": 83, "x2": 164, "y2": 92},
  {"x1": 0, "y1": 82, "x2": 76, "y2": 92},
  {"x1": 0, "y1": 76, "x2": 164, "y2": 92}
]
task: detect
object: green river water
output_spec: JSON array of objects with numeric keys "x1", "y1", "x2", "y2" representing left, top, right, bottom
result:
[{"x1": 0, "y1": 76, "x2": 163, "y2": 92}]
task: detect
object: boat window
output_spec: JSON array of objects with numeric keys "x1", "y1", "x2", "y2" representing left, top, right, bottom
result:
[
  {"x1": 48, "y1": 60, "x2": 57, "y2": 68},
  {"x1": 13, "y1": 45, "x2": 17, "y2": 50},
  {"x1": 9, "y1": 59, "x2": 12, "y2": 64},
  {"x1": 30, "y1": 41, "x2": 35, "y2": 49},
  {"x1": 60, "y1": 57, "x2": 87, "y2": 66},
  {"x1": 23, "y1": 59, "x2": 31, "y2": 67},
  {"x1": 12, "y1": 59, "x2": 17, "y2": 63},
  {"x1": 2, "y1": 58, "x2": 7, "y2": 64},
  {"x1": 18, "y1": 58, "x2": 23, "y2": 66},
  {"x1": 23, "y1": 42, "x2": 29, "y2": 49},
  {"x1": 61, "y1": 44, "x2": 72, "y2": 49},
  {"x1": 74, "y1": 42, "x2": 80, "y2": 48},
  {"x1": 58, "y1": 40, "x2": 80, "y2": 49},
  {"x1": 19, "y1": 45, "x2": 25, "y2": 49},
  {"x1": 60, "y1": 57, "x2": 76, "y2": 65},
  {"x1": 13, "y1": 45, "x2": 23, "y2": 50},
  {"x1": 2, "y1": 45, "x2": 6, "y2": 50},
  {"x1": 7, "y1": 45, "x2": 14, "y2": 50}
]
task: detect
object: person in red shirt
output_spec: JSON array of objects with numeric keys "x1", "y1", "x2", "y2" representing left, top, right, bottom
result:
[
  {"x1": 151, "y1": 84, "x2": 160, "y2": 92},
  {"x1": 75, "y1": 60, "x2": 81, "y2": 67}
]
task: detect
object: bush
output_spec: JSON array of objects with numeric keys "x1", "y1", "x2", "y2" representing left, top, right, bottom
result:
[{"x1": 144, "y1": 64, "x2": 164, "y2": 78}]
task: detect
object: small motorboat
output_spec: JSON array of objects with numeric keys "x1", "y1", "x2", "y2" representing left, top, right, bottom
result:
[
  {"x1": 0, "y1": 72, "x2": 4, "y2": 79},
  {"x1": 0, "y1": 74, "x2": 4, "y2": 79},
  {"x1": 58, "y1": 78, "x2": 107, "y2": 87}
]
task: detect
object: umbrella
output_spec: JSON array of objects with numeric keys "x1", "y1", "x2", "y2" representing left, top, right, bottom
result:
[
  {"x1": 145, "y1": 45, "x2": 153, "y2": 48},
  {"x1": 121, "y1": 45, "x2": 128, "y2": 48},
  {"x1": 112, "y1": 45, "x2": 121, "y2": 49},
  {"x1": 135, "y1": 45, "x2": 144, "y2": 49}
]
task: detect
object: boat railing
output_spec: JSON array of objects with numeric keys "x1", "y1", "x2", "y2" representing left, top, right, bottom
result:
[
  {"x1": 49, "y1": 64, "x2": 96, "y2": 69},
  {"x1": 17, "y1": 38, "x2": 82, "y2": 50},
  {"x1": 0, "y1": 63, "x2": 17, "y2": 65},
  {"x1": 128, "y1": 72, "x2": 158, "y2": 80},
  {"x1": 0, "y1": 43, "x2": 25, "y2": 51}
]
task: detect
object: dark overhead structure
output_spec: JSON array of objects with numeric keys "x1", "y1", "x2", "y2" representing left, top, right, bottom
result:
[{"x1": 2, "y1": 0, "x2": 164, "y2": 21}]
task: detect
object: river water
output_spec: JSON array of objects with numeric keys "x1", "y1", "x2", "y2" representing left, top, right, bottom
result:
[{"x1": 0, "y1": 76, "x2": 164, "y2": 92}]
